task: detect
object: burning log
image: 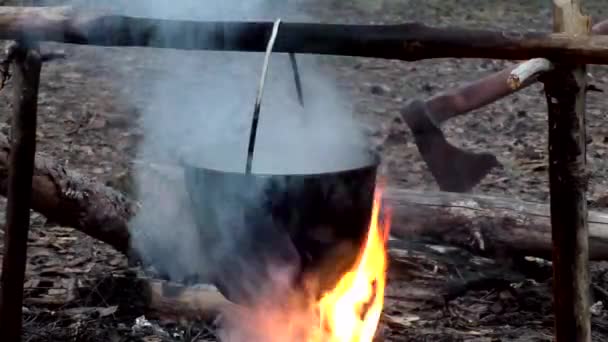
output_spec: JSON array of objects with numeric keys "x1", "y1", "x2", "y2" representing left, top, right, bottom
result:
[{"x1": 0, "y1": 7, "x2": 607, "y2": 64}]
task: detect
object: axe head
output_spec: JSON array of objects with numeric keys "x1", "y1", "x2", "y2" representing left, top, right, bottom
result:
[{"x1": 401, "y1": 100, "x2": 501, "y2": 193}]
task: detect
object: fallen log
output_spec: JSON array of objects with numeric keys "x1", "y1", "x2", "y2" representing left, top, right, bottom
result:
[
  {"x1": 384, "y1": 188, "x2": 608, "y2": 260},
  {"x1": 0, "y1": 7, "x2": 608, "y2": 64},
  {"x1": 1, "y1": 132, "x2": 608, "y2": 260},
  {"x1": 0, "y1": 134, "x2": 136, "y2": 255}
]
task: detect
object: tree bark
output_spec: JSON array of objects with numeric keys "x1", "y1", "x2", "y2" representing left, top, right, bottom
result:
[
  {"x1": 0, "y1": 7, "x2": 607, "y2": 63},
  {"x1": 543, "y1": 1, "x2": 591, "y2": 341}
]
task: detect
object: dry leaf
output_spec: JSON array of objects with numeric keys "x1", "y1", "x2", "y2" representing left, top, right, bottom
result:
[
  {"x1": 98, "y1": 306, "x2": 118, "y2": 317},
  {"x1": 382, "y1": 312, "x2": 420, "y2": 329},
  {"x1": 87, "y1": 115, "x2": 107, "y2": 130}
]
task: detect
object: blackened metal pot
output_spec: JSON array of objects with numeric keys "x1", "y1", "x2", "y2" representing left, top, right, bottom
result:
[{"x1": 183, "y1": 152, "x2": 379, "y2": 305}]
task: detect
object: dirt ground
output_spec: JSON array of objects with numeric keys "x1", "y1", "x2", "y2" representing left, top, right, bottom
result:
[{"x1": 2, "y1": 0, "x2": 608, "y2": 341}]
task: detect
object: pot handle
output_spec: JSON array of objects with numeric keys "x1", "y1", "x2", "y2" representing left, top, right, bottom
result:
[
  {"x1": 289, "y1": 52, "x2": 304, "y2": 107},
  {"x1": 245, "y1": 18, "x2": 282, "y2": 174}
]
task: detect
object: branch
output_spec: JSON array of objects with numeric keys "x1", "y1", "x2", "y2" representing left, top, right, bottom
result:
[{"x1": 0, "y1": 7, "x2": 607, "y2": 63}]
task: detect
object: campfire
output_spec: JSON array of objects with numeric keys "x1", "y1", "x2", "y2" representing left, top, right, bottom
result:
[
  {"x1": 133, "y1": 8, "x2": 391, "y2": 342},
  {"x1": 219, "y1": 186, "x2": 391, "y2": 342}
]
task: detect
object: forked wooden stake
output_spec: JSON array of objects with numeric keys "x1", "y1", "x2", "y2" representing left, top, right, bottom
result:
[
  {"x1": 0, "y1": 43, "x2": 42, "y2": 342},
  {"x1": 543, "y1": 1, "x2": 591, "y2": 341}
]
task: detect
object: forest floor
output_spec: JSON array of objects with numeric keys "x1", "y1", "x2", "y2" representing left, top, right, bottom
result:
[{"x1": 2, "y1": 0, "x2": 608, "y2": 341}]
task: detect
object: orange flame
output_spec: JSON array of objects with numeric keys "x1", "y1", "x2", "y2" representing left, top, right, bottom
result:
[
  {"x1": 220, "y1": 186, "x2": 391, "y2": 342},
  {"x1": 313, "y1": 186, "x2": 391, "y2": 342}
]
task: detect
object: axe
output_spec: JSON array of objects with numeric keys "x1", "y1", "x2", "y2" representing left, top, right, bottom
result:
[{"x1": 401, "y1": 99, "x2": 501, "y2": 193}]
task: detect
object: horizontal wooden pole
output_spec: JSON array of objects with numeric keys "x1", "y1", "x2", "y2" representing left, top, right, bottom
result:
[{"x1": 1, "y1": 6, "x2": 608, "y2": 64}]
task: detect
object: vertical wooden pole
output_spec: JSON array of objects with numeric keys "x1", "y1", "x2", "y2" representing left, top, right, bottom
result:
[
  {"x1": 544, "y1": 1, "x2": 591, "y2": 341},
  {"x1": 0, "y1": 44, "x2": 42, "y2": 342}
]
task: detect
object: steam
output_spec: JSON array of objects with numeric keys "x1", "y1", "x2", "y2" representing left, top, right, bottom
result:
[{"x1": 71, "y1": 0, "x2": 371, "y2": 313}]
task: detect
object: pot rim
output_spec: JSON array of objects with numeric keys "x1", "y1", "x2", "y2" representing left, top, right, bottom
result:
[{"x1": 180, "y1": 150, "x2": 381, "y2": 177}]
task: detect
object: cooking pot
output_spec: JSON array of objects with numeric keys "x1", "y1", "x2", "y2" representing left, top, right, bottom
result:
[{"x1": 183, "y1": 150, "x2": 379, "y2": 304}]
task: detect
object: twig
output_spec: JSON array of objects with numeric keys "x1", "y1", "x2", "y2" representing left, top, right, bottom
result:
[
  {"x1": 442, "y1": 273, "x2": 520, "y2": 304},
  {"x1": 0, "y1": 47, "x2": 65, "y2": 92},
  {"x1": 40, "y1": 51, "x2": 66, "y2": 63},
  {"x1": 0, "y1": 42, "x2": 18, "y2": 91},
  {"x1": 507, "y1": 58, "x2": 554, "y2": 90},
  {"x1": 592, "y1": 283, "x2": 608, "y2": 304}
]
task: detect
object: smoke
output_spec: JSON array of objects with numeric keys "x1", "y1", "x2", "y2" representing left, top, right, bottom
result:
[{"x1": 71, "y1": 0, "x2": 372, "y2": 309}]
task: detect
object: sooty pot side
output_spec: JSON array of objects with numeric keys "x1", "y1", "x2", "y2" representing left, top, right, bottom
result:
[{"x1": 183, "y1": 156, "x2": 379, "y2": 305}]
